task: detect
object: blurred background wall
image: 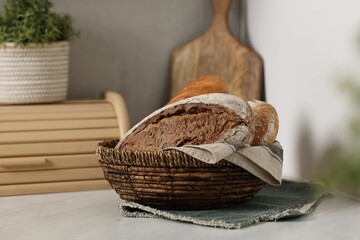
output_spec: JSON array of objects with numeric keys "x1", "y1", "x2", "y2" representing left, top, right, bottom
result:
[
  {"x1": 51, "y1": 0, "x2": 244, "y2": 124},
  {"x1": 1, "y1": 0, "x2": 359, "y2": 180},
  {"x1": 247, "y1": 0, "x2": 360, "y2": 179}
]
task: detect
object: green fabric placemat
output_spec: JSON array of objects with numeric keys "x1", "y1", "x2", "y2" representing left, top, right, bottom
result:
[{"x1": 120, "y1": 181, "x2": 330, "y2": 229}]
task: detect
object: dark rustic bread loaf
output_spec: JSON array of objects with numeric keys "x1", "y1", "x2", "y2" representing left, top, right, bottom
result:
[{"x1": 118, "y1": 93, "x2": 255, "y2": 151}]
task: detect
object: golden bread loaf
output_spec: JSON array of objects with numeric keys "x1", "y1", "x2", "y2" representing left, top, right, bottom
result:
[
  {"x1": 247, "y1": 100, "x2": 279, "y2": 145},
  {"x1": 167, "y1": 75, "x2": 228, "y2": 105}
]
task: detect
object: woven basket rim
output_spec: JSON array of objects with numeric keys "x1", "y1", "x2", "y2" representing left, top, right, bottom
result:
[
  {"x1": 97, "y1": 139, "x2": 241, "y2": 168},
  {"x1": 0, "y1": 41, "x2": 69, "y2": 49}
]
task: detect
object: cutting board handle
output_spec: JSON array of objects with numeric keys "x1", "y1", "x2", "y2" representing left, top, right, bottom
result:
[{"x1": 211, "y1": 0, "x2": 232, "y2": 32}]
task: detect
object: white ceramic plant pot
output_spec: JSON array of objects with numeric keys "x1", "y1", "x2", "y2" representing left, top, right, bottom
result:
[{"x1": 0, "y1": 41, "x2": 70, "y2": 104}]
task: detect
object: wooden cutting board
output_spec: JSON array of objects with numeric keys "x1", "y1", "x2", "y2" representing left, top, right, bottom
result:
[{"x1": 170, "y1": 0, "x2": 263, "y2": 100}]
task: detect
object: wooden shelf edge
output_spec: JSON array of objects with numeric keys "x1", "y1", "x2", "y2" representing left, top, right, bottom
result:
[
  {"x1": 0, "y1": 179, "x2": 112, "y2": 196},
  {"x1": 104, "y1": 91, "x2": 130, "y2": 139}
]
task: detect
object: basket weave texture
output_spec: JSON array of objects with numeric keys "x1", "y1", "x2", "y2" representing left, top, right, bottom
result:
[
  {"x1": 0, "y1": 42, "x2": 69, "y2": 104},
  {"x1": 96, "y1": 140, "x2": 266, "y2": 210}
]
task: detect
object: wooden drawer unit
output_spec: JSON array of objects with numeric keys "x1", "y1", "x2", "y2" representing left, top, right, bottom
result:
[{"x1": 0, "y1": 92, "x2": 130, "y2": 196}]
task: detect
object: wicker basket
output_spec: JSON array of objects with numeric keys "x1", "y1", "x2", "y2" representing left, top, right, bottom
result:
[
  {"x1": 96, "y1": 140, "x2": 266, "y2": 210},
  {"x1": 0, "y1": 42, "x2": 69, "y2": 104}
]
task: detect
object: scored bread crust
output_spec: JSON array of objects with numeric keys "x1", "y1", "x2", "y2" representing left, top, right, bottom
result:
[
  {"x1": 167, "y1": 76, "x2": 228, "y2": 105},
  {"x1": 247, "y1": 100, "x2": 279, "y2": 145},
  {"x1": 118, "y1": 93, "x2": 255, "y2": 151}
]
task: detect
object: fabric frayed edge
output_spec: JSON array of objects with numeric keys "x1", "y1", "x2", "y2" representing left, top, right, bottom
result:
[
  {"x1": 236, "y1": 192, "x2": 329, "y2": 229},
  {"x1": 119, "y1": 190, "x2": 329, "y2": 230},
  {"x1": 120, "y1": 202, "x2": 237, "y2": 229}
]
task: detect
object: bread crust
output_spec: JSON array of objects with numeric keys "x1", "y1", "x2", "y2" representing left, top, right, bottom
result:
[
  {"x1": 247, "y1": 100, "x2": 279, "y2": 145},
  {"x1": 167, "y1": 75, "x2": 228, "y2": 105}
]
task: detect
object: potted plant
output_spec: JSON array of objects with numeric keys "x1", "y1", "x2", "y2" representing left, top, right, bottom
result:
[{"x1": 0, "y1": 0, "x2": 78, "y2": 104}]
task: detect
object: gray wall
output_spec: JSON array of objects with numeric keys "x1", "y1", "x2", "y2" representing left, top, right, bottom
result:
[{"x1": 1, "y1": 0, "x2": 246, "y2": 125}]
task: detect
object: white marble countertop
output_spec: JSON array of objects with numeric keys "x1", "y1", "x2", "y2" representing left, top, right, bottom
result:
[{"x1": 1, "y1": 189, "x2": 359, "y2": 240}]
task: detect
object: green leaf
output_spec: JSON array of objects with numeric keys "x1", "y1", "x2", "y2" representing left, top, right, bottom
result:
[{"x1": 0, "y1": 0, "x2": 79, "y2": 45}]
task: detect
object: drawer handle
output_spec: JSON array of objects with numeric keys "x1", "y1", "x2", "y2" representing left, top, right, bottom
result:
[{"x1": 0, "y1": 157, "x2": 47, "y2": 167}]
